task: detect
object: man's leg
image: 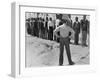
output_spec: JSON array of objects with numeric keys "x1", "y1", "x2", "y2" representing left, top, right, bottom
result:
[
  {"x1": 59, "y1": 38, "x2": 64, "y2": 66},
  {"x1": 51, "y1": 27, "x2": 53, "y2": 40},
  {"x1": 74, "y1": 32, "x2": 77, "y2": 44},
  {"x1": 76, "y1": 32, "x2": 79, "y2": 44},
  {"x1": 65, "y1": 38, "x2": 74, "y2": 65},
  {"x1": 48, "y1": 29, "x2": 50, "y2": 40},
  {"x1": 49, "y1": 28, "x2": 52, "y2": 40},
  {"x1": 57, "y1": 32, "x2": 60, "y2": 42},
  {"x1": 77, "y1": 33, "x2": 79, "y2": 44},
  {"x1": 84, "y1": 31, "x2": 87, "y2": 46},
  {"x1": 82, "y1": 31, "x2": 87, "y2": 46},
  {"x1": 82, "y1": 31, "x2": 84, "y2": 46}
]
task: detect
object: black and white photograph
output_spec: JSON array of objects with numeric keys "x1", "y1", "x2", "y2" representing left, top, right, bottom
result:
[
  {"x1": 25, "y1": 12, "x2": 90, "y2": 67},
  {"x1": 10, "y1": 2, "x2": 97, "y2": 78}
]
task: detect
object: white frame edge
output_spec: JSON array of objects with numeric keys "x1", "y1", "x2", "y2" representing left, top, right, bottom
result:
[{"x1": 11, "y1": 2, "x2": 20, "y2": 78}]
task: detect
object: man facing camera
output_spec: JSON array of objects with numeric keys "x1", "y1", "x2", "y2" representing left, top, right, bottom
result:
[
  {"x1": 54, "y1": 19, "x2": 75, "y2": 66},
  {"x1": 73, "y1": 17, "x2": 80, "y2": 45}
]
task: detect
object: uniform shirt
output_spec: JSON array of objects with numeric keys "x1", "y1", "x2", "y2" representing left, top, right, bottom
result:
[{"x1": 54, "y1": 24, "x2": 75, "y2": 38}]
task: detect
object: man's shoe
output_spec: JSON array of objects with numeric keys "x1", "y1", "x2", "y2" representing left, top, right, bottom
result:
[
  {"x1": 59, "y1": 64, "x2": 63, "y2": 66},
  {"x1": 69, "y1": 62, "x2": 75, "y2": 65}
]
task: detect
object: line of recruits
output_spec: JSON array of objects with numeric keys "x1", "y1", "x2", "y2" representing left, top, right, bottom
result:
[
  {"x1": 26, "y1": 17, "x2": 54, "y2": 40},
  {"x1": 26, "y1": 15, "x2": 89, "y2": 47}
]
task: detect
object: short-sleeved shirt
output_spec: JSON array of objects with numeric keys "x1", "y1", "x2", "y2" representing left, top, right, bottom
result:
[{"x1": 54, "y1": 24, "x2": 74, "y2": 38}]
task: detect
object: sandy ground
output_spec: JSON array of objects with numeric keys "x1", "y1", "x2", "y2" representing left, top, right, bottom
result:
[{"x1": 25, "y1": 35, "x2": 89, "y2": 67}]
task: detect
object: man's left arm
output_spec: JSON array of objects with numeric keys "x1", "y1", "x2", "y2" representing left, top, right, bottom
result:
[{"x1": 69, "y1": 28, "x2": 75, "y2": 39}]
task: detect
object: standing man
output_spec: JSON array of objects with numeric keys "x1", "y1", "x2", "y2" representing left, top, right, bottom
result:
[
  {"x1": 80, "y1": 15, "x2": 89, "y2": 46},
  {"x1": 54, "y1": 19, "x2": 75, "y2": 66},
  {"x1": 31, "y1": 18, "x2": 35, "y2": 36},
  {"x1": 26, "y1": 18, "x2": 31, "y2": 35},
  {"x1": 41, "y1": 18, "x2": 45, "y2": 39},
  {"x1": 48, "y1": 18, "x2": 54, "y2": 40},
  {"x1": 34, "y1": 18, "x2": 39, "y2": 37},
  {"x1": 38, "y1": 17, "x2": 42, "y2": 38},
  {"x1": 73, "y1": 17, "x2": 80, "y2": 45},
  {"x1": 45, "y1": 17, "x2": 48, "y2": 39}
]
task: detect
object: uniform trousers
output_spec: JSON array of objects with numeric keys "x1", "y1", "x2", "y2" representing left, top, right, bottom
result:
[{"x1": 59, "y1": 37, "x2": 73, "y2": 65}]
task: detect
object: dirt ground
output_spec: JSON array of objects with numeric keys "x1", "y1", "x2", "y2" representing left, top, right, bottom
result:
[{"x1": 25, "y1": 36, "x2": 89, "y2": 67}]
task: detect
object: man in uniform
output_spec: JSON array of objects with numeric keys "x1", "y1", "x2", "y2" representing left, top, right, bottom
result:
[
  {"x1": 73, "y1": 17, "x2": 80, "y2": 45},
  {"x1": 54, "y1": 19, "x2": 75, "y2": 66},
  {"x1": 80, "y1": 15, "x2": 89, "y2": 46}
]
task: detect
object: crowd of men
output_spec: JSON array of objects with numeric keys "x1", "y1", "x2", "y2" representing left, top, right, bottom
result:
[{"x1": 26, "y1": 14, "x2": 89, "y2": 47}]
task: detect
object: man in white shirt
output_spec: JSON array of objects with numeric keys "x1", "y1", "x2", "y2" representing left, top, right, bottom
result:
[
  {"x1": 54, "y1": 19, "x2": 75, "y2": 66},
  {"x1": 55, "y1": 19, "x2": 61, "y2": 28},
  {"x1": 48, "y1": 18, "x2": 54, "y2": 40}
]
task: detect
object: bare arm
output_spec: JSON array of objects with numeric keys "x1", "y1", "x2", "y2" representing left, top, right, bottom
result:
[
  {"x1": 69, "y1": 27, "x2": 75, "y2": 39},
  {"x1": 53, "y1": 27, "x2": 60, "y2": 38}
]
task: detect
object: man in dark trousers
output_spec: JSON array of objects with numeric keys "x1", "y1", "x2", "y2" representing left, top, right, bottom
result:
[
  {"x1": 48, "y1": 18, "x2": 54, "y2": 40},
  {"x1": 38, "y1": 17, "x2": 43, "y2": 38},
  {"x1": 54, "y1": 19, "x2": 75, "y2": 66},
  {"x1": 26, "y1": 18, "x2": 31, "y2": 35},
  {"x1": 73, "y1": 17, "x2": 80, "y2": 45},
  {"x1": 31, "y1": 18, "x2": 35, "y2": 36},
  {"x1": 41, "y1": 18, "x2": 45, "y2": 39},
  {"x1": 45, "y1": 17, "x2": 48, "y2": 39},
  {"x1": 80, "y1": 15, "x2": 89, "y2": 46},
  {"x1": 34, "y1": 18, "x2": 39, "y2": 37}
]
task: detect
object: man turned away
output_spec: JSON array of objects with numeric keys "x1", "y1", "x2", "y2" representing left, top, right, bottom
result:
[{"x1": 54, "y1": 19, "x2": 75, "y2": 66}]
